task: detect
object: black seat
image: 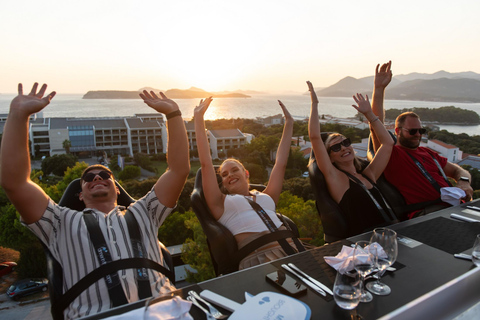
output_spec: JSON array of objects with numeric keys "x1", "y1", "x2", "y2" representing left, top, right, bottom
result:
[
  {"x1": 190, "y1": 167, "x2": 301, "y2": 276},
  {"x1": 44, "y1": 178, "x2": 174, "y2": 319},
  {"x1": 307, "y1": 133, "x2": 405, "y2": 243}
]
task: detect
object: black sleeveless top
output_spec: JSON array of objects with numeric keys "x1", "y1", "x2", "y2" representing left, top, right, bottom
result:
[{"x1": 338, "y1": 176, "x2": 393, "y2": 237}]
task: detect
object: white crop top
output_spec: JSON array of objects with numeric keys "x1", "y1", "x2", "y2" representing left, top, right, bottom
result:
[{"x1": 218, "y1": 191, "x2": 283, "y2": 236}]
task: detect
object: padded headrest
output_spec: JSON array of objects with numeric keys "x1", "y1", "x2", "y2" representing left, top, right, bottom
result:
[{"x1": 58, "y1": 178, "x2": 135, "y2": 211}]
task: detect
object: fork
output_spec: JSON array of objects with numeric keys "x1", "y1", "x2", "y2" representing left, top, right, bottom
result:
[
  {"x1": 189, "y1": 290, "x2": 229, "y2": 319},
  {"x1": 187, "y1": 295, "x2": 215, "y2": 320}
]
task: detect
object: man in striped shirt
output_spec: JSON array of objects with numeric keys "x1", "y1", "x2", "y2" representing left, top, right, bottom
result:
[{"x1": 0, "y1": 83, "x2": 190, "y2": 319}]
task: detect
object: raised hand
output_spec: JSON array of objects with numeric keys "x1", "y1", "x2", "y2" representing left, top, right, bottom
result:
[
  {"x1": 10, "y1": 83, "x2": 56, "y2": 115},
  {"x1": 375, "y1": 61, "x2": 392, "y2": 89},
  {"x1": 306, "y1": 81, "x2": 319, "y2": 105},
  {"x1": 278, "y1": 100, "x2": 293, "y2": 122},
  {"x1": 352, "y1": 93, "x2": 372, "y2": 115},
  {"x1": 193, "y1": 96, "x2": 213, "y2": 118},
  {"x1": 139, "y1": 90, "x2": 179, "y2": 114}
]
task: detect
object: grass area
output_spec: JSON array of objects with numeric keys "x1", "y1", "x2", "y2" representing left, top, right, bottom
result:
[{"x1": 151, "y1": 160, "x2": 201, "y2": 176}]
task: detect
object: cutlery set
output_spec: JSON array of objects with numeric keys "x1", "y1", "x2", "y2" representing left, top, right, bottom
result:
[{"x1": 188, "y1": 290, "x2": 228, "y2": 320}]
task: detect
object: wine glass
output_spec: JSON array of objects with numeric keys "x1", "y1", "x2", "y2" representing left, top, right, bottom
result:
[
  {"x1": 366, "y1": 228, "x2": 398, "y2": 296},
  {"x1": 472, "y1": 234, "x2": 480, "y2": 267},
  {"x1": 333, "y1": 260, "x2": 361, "y2": 310},
  {"x1": 353, "y1": 240, "x2": 375, "y2": 303}
]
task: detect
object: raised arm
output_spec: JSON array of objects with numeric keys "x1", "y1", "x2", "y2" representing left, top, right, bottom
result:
[
  {"x1": 263, "y1": 100, "x2": 294, "y2": 203},
  {"x1": 354, "y1": 93, "x2": 394, "y2": 181},
  {"x1": 370, "y1": 61, "x2": 393, "y2": 154},
  {"x1": 140, "y1": 91, "x2": 190, "y2": 208},
  {"x1": 193, "y1": 97, "x2": 225, "y2": 219},
  {"x1": 0, "y1": 83, "x2": 56, "y2": 224},
  {"x1": 307, "y1": 81, "x2": 342, "y2": 182}
]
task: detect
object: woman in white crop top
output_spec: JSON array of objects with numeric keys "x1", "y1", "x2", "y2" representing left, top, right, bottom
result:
[{"x1": 194, "y1": 96, "x2": 295, "y2": 269}]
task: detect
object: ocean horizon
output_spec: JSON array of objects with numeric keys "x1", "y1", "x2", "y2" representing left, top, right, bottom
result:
[{"x1": 0, "y1": 94, "x2": 479, "y2": 136}]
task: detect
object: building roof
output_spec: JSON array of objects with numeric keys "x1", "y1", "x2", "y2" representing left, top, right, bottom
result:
[
  {"x1": 125, "y1": 118, "x2": 162, "y2": 129},
  {"x1": 456, "y1": 155, "x2": 480, "y2": 169},
  {"x1": 429, "y1": 139, "x2": 457, "y2": 149},
  {"x1": 209, "y1": 129, "x2": 245, "y2": 138},
  {"x1": 50, "y1": 118, "x2": 128, "y2": 130}
]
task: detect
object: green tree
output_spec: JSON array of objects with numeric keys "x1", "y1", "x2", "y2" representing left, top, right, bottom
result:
[
  {"x1": 181, "y1": 212, "x2": 216, "y2": 282},
  {"x1": 41, "y1": 154, "x2": 78, "y2": 176},
  {"x1": 62, "y1": 139, "x2": 72, "y2": 154},
  {"x1": 118, "y1": 165, "x2": 141, "y2": 180}
]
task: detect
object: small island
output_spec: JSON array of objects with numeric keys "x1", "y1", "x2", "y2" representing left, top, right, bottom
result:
[
  {"x1": 83, "y1": 87, "x2": 250, "y2": 99},
  {"x1": 385, "y1": 106, "x2": 480, "y2": 125}
]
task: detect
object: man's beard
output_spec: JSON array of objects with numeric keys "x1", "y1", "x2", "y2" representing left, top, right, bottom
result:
[{"x1": 398, "y1": 132, "x2": 420, "y2": 149}]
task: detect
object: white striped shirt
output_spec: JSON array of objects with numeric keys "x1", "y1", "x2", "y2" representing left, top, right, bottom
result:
[{"x1": 23, "y1": 188, "x2": 175, "y2": 319}]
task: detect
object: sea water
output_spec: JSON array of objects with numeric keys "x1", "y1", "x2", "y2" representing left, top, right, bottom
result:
[{"x1": 0, "y1": 94, "x2": 479, "y2": 135}]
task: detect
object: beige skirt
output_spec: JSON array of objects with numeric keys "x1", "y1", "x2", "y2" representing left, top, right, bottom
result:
[{"x1": 237, "y1": 228, "x2": 296, "y2": 270}]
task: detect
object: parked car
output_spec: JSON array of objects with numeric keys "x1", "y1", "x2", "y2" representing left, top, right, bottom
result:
[
  {"x1": 6, "y1": 278, "x2": 48, "y2": 300},
  {"x1": 0, "y1": 261, "x2": 17, "y2": 277}
]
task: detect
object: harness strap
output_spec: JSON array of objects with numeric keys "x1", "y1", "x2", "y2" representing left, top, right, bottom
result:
[
  {"x1": 246, "y1": 198, "x2": 304, "y2": 255},
  {"x1": 51, "y1": 258, "x2": 174, "y2": 317},
  {"x1": 124, "y1": 210, "x2": 153, "y2": 300},
  {"x1": 407, "y1": 152, "x2": 452, "y2": 192},
  {"x1": 342, "y1": 171, "x2": 397, "y2": 223},
  {"x1": 83, "y1": 212, "x2": 129, "y2": 308}
]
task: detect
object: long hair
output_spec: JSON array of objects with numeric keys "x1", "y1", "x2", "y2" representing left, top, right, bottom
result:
[{"x1": 217, "y1": 158, "x2": 249, "y2": 194}]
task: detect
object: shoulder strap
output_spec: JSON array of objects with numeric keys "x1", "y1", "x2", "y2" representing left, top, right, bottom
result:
[
  {"x1": 124, "y1": 209, "x2": 153, "y2": 300},
  {"x1": 83, "y1": 212, "x2": 129, "y2": 308},
  {"x1": 246, "y1": 198, "x2": 303, "y2": 255},
  {"x1": 51, "y1": 258, "x2": 174, "y2": 318},
  {"x1": 406, "y1": 152, "x2": 451, "y2": 191},
  {"x1": 341, "y1": 171, "x2": 397, "y2": 223}
]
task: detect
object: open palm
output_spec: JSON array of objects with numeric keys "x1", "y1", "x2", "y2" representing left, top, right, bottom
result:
[{"x1": 139, "y1": 90, "x2": 179, "y2": 114}]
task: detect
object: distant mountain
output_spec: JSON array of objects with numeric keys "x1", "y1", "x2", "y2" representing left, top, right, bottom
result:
[
  {"x1": 83, "y1": 87, "x2": 250, "y2": 99},
  {"x1": 315, "y1": 71, "x2": 480, "y2": 102},
  {"x1": 387, "y1": 78, "x2": 480, "y2": 102}
]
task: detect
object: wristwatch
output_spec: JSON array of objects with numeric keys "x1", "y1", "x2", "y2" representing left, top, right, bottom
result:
[{"x1": 459, "y1": 177, "x2": 470, "y2": 183}]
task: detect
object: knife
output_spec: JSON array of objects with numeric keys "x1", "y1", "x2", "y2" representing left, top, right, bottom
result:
[
  {"x1": 281, "y1": 264, "x2": 326, "y2": 296},
  {"x1": 288, "y1": 263, "x2": 334, "y2": 296},
  {"x1": 450, "y1": 213, "x2": 480, "y2": 223},
  {"x1": 466, "y1": 205, "x2": 480, "y2": 212}
]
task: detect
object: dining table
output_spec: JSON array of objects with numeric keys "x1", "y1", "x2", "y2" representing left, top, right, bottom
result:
[{"x1": 83, "y1": 199, "x2": 480, "y2": 320}]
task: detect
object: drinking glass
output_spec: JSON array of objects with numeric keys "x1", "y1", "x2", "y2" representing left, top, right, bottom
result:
[
  {"x1": 366, "y1": 228, "x2": 398, "y2": 296},
  {"x1": 353, "y1": 240, "x2": 375, "y2": 303},
  {"x1": 333, "y1": 260, "x2": 361, "y2": 310},
  {"x1": 472, "y1": 234, "x2": 480, "y2": 267}
]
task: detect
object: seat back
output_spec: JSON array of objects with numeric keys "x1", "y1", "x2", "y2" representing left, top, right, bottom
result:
[
  {"x1": 45, "y1": 178, "x2": 174, "y2": 319},
  {"x1": 190, "y1": 167, "x2": 300, "y2": 276}
]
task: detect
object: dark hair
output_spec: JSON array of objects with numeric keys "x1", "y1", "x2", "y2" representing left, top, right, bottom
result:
[
  {"x1": 395, "y1": 111, "x2": 420, "y2": 129},
  {"x1": 80, "y1": 164, "x2": 114, "y2": 184}
]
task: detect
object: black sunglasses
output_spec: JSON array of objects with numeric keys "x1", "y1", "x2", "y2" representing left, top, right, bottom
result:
[
  {"x1": 328, "y1": 138, "x2": 351, "y2": 153},
  {"x1": 402, "y1": 127, "x2": 427, "y2": 135},
  {"x1": 82, "y1": 170, "x2": 112, "y2": 182}
]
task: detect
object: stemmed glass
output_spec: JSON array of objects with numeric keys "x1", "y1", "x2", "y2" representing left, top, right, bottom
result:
[
  {"x1": 353, "y1": 240, "x2": 375, "y2": 303},
  {"x1": 472, "y1": 234, "x2": 480, "y2": 267},
  {"x1": 366, "y1": 228, "x2": 398, "y2": 296},
  {"x1": 333, "y1": 259, "x2": 361, "y2": 310}
]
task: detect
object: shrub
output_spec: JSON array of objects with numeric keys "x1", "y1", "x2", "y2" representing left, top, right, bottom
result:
[{"x1": 118, "y1": 165, "x2": 141, "y2": 180}]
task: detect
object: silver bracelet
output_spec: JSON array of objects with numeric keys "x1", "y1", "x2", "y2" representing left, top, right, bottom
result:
[{"x1": 369, "y1": 117, "x2": 380, "y2": 123}]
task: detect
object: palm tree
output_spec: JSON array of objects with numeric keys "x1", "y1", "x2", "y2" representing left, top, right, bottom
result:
[{"x1": 63, "y1": 139, "x2": 72, "y2": 154}]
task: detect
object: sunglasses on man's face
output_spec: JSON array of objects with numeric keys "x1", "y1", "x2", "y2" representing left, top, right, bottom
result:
[
  {"x1": 402, "y1": 127, "x2": 427, "y2": 135},
  {"x1": 82, "y1": 170, "x2": 112, "y2": 182},
  {"x1": 328, "y1": 138, "x2": 351, "y2": 153}
]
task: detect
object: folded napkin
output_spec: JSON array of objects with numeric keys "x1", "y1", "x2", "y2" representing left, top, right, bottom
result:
[
  {"x1": 324, "y1": 243, "x2": 386, "y2": 272},
  {"x1": 441, "y1": 187, "x2": 466, "y2": 206},
  {"x1": 104, "y1": 296, "x2": 193, "y2": 320}
]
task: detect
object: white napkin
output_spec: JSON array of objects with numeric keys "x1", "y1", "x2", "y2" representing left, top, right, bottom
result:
[
  {"x1": 441, "y1": 187, "x2": 466, "y2": 206},
  {"x1": 324, "y1": 243, "x2": 386, "y2": 272},
  {"x1": 104, "y1": 296, "x2": 193, "y2": 320}
]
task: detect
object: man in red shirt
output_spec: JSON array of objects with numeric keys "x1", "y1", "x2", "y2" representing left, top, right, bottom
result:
[{"x1": 370, "y1": 61, "x2": 473, "y2": 218}]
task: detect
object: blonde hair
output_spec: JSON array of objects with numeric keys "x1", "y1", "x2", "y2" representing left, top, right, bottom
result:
[
  {"x1": 324, "y1": 133, "x2": 363, "y2": 173},
  {"x1": 217, "y1": 158, "x2": 249, "y2": 194}
]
